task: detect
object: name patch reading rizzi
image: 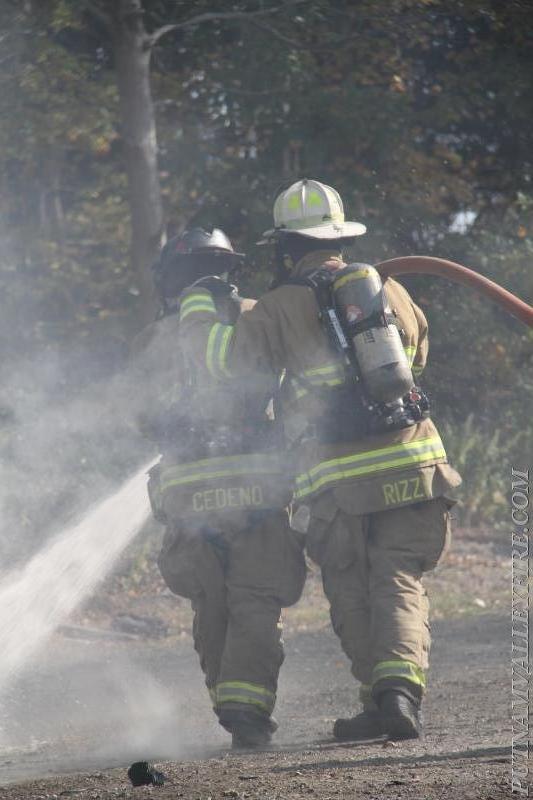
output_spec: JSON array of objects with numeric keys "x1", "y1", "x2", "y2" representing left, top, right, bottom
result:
[{"x1": 382, "y1": 477, "x2": 427, "y2": 506}]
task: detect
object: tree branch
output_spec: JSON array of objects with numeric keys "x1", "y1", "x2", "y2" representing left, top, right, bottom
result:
[
  {"x1": 83, "y1": 0, "x2": 114, "y2": 30},
  {"x1": 248, "y1": 18, "x2": 305, "y2": 48},
  {"x1": 251, "y1": 18, "x2": 361, "y2": 52},
  {"x1": 147, "y1": 0, "x2": 309, "y2": 48}
]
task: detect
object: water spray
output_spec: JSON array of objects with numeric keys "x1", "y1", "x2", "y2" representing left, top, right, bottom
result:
[{"x1": 0, "y1": 458, "x2": 157, "y2": 693}]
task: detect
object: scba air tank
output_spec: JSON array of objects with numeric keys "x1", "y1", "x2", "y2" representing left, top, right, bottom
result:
[{"x1": 332, "y1": 264, "x2": 414, "y2": 404}]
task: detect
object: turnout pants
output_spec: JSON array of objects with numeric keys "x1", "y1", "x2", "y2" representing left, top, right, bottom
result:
[
  {"x1": 306, "y1": 496, "x2": 452, "y2": 706},
  {"x1": 158, "y1": 510, "x2": 306, "y2": 719}
]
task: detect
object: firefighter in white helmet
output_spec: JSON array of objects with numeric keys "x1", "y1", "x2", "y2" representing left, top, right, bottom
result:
[{"x1": 178, "y1": 179, "x2": 462, "y2": 741}]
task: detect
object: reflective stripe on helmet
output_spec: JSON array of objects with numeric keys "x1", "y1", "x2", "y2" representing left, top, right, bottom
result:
[
  {"x1": 372, "y1": 660, "x2": 426, "y2": 689},
  {"x1": 215, "y1": 681, "x2": 275, "y2": 713},
  {"x1": 294, "y1": 435, "x2": 446, "y2": 498}
]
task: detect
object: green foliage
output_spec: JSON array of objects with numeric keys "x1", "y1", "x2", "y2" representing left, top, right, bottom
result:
[
  {"x1": 439, "y1": 414, "x2": 526, "y2": 530},
  {"x1": 0, "y1": 0, "x2": 531, "y2": 537}
]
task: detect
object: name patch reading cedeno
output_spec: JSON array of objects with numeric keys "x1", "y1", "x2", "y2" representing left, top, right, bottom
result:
[{"x1": 192, "y1": 485, "x2": 264, "y2": 512}]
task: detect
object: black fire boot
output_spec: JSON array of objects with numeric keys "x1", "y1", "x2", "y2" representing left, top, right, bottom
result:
[
  {"x1": 218, "y1": 707, "x2": 278, "y2": 750},
  {"x1": 333, "y1": 709, "x2": 385, "y2": 741},
  {"x1": 378, "y1": 690, "x2": 423, "y2": 741},
  {"x1": 333, "y1": 686, "x2": 386, "y2": 741}
]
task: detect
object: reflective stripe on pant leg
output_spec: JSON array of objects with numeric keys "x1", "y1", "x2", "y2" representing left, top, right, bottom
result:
[
  {"x1": 372, "y1": 660, "x2": 426, "y2": 690},
  {"x1": 215, "y1": 681, "x2": 276, "y2": 714}
]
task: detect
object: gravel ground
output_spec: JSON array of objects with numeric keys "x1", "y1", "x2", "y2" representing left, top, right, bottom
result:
[
  {"x1": 0, "y1": 613, "x2": 512, "y2": 798},
  {"x1": 0, "y1": 523, "x2": 515, "y2": 798}
]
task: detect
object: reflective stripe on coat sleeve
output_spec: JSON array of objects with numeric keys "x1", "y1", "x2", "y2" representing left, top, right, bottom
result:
[
  {"x1": 403, "y1": 345, "x2": 416, "y2": 366},
  {"x1": 159, "y1": 453, "x2": 284, "y2": 492},
  {"x1": 179, "y1": 290, "x2": 217, "y2": 321},
  {"x1": 206, "y1": 323, "x2": 234, "y2": 379}
]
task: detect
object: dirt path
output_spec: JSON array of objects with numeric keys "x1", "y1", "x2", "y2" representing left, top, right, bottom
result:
[{"x1": 0, "y1": 612, "x2": 511, "y2": 798}]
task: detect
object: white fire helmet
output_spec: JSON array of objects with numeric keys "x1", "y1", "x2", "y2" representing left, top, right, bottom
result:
[{"x1": 260, "y1": 178, "x2": 367, "y2": 242}]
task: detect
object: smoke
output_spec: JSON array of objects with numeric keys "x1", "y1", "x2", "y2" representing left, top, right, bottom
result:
[
  {"x1": 0, "y1": 638, "x2": 223, "y2": 782},
  {"x1": 0, "y1": 348, "x2": 154, "y2": 567},
  {"x1": 0, "y1": 245, "x2": 196, "y2": 773}
]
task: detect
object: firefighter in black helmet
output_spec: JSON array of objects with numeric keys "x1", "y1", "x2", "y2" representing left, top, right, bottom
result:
[
  {"x1": 132, "y1": 227, "x2": 306, "y2": 749},
  {"x1": 153, "y1": 228, "x2": 243, "y2": 314}
]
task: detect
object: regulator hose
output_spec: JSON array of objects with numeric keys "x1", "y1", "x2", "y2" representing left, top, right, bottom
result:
[{"x1": 374, "y1": 256, "x2": 533, "y2": 328}]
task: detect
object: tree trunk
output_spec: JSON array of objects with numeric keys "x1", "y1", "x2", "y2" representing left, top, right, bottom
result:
[{"x1": 112, "y1": 0, "x2": 163, "y2": 323}]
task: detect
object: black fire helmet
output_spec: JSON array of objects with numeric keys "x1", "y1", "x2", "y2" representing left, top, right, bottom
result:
[{"x1": 153, "y1": 227, "x2": 245, "y2": 300}]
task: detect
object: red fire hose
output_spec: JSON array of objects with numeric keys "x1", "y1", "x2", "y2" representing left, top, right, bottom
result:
[{"x1": 374, "y1": 256, "x2": 533, "y2": 328}]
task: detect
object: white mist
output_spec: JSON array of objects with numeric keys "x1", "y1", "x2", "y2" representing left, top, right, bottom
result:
[{"x1": 0, "y1": 459, "x2": 156, "y2": 692}]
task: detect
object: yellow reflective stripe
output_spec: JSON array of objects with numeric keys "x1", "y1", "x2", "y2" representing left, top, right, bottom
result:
[
  {"x1": 161, "y1": 466, "x2": 280, "y2": 491},
  {"x1": 404, "y1": 345, "x2": 416, "y2": 366},
  {"x1": 333, "y1": 268, "x2": 372, "y2": 288},
  {"x1": 181, "y1": 290, "x2": 214, "y2": 308},
  {"x1": 215, "y1": 695, "x2": 272, "y2": 712},
  {"x1": 159, "y1": 454, "x2": 283, "y2": 492},
  {"x1": 179, "y1": 291, "x2": 216, "y2": 320},
  {"x1": 218, "y1": 325, "x2": 233, "y2": 377},
  {"x1": 298, "y1": 435, "x2": 443, "y2": 480},
  {"x1": 303, "y1": 363, "x2": 344, "y2": 378},
  {"x1": 412, "y1": 364, "x2": 424, "y2": 377},
  {"x1": 216, "y1": 681, "x2": 275, "y2": 713},
  {"x1": 296, "y1": 378, "x2": 343, "y2": 390},
  {"x1": 206, "y1": 323, "x2": 234, "y2": 379},
  {"x1": 294, "y1": 436, "x2": 446, "y2": 498},
  {"x1": 180, "y1": 302, "x2": 217, "y2": 320},
  {"x1": 217, "y1": 681, "x2": 273, "y2": 698},
  {"x1": 294, "y1": 449, "x2": 446, "y2": 498},
  {"x1": 291, "y1": 365, "x2": 345, "y2": 401},
  {"x1": 291, "y1": 363, "x2": 345, "y2": 399},
  {"x1": 206, "y1": 324, "x2": 219, "y2": 377},
  {"x1": 163, "y1": 453, "x2": 280, "y2": 474},
  {"x1": 372, "y1": 660, "x2": 426, "y2": 688}
]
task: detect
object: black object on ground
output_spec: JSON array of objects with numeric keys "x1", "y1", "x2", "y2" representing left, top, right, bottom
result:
[{"x1": 127, "y1": 761, "x2": 166, "y2": 787}]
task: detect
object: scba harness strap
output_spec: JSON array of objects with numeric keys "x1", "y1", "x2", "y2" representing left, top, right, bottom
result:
[{"x1": 283, "y1": 269, "x2": 430, "y2": 441}]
